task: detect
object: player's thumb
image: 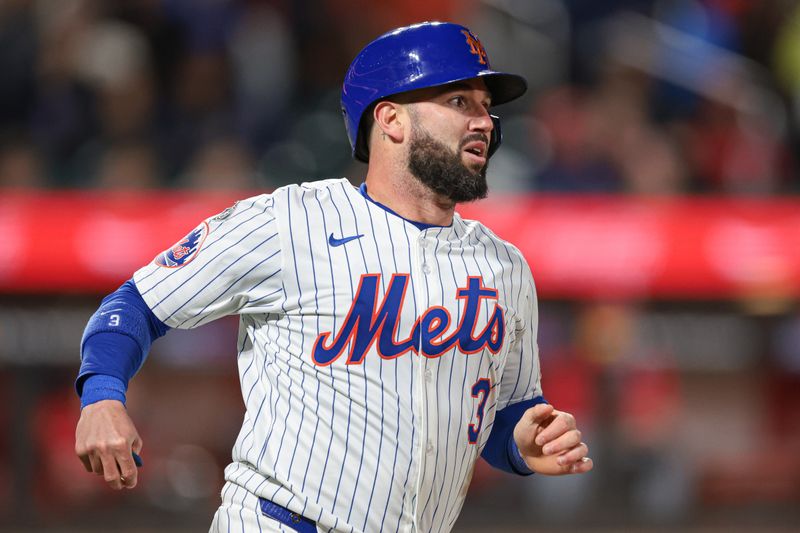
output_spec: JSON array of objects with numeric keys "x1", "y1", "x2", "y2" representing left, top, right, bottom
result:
[
  {"x1": 514, "y1": 403, "x2": 554, "y2": 451},
  {"x1": 528, "y1": 403, "x2": 554, "y2": 425}
]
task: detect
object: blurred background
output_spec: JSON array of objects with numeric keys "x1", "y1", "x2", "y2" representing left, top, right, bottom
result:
[{"x1": 1, "y1": 0, "x2": 800, "y2": 531}]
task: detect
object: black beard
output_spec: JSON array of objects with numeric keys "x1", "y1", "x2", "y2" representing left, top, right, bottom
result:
[{"x1": 407, "y1": 127, "x2": 489, "y2": 203}]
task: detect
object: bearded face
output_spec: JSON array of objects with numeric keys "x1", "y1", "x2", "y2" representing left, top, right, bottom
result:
[{"x1": 406, "y1": 122, "x2": 490, "y2": 203}]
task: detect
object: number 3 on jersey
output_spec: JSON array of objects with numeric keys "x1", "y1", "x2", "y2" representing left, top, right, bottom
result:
[{"x1": 467, "y1": 378, "x2": 491, "y2": 444}]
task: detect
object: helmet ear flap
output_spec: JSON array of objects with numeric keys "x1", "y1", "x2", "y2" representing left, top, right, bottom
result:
[{"x1": 487, "y1": 115, "x2": 502, "y2": 158}]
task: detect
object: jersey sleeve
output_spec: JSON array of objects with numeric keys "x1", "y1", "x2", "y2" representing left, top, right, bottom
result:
[
  {"x1": 497, "y1": 261, "x2": 543, "y2": 411},
  {"x1": 133, "y1": 194, "x2": 284, "y2": 329}
]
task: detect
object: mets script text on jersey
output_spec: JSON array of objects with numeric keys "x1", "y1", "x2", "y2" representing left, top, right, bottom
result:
[{"x1": 312, "y1": 274, "x2": 505, "y2": 366}]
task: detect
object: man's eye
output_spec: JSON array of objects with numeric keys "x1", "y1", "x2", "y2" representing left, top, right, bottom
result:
[{"x1": 450, "y1": 96, "x2": 466, "y2": 107}]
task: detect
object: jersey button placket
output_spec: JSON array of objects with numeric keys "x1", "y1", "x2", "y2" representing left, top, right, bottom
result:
[
  {"x1": 420, "y1": 236, "x2": 432, "y2": 275},
  {"x1": 413, "y1": 231, "x2": 433, "y2": 530},
  {"x1": 407, "y1": 232, "x2": 430, "y2": 530}
]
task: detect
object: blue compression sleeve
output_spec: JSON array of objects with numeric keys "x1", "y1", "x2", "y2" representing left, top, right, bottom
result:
[
  {"x1": 76, "y1": 279, "x2": 169, "y2": 407},
  {"x1": 508, "y1": 431, "x2": 533, "y2": 474},
  {"x1": 481, "y1": 396, "x2": 547, "y2": 475},
  {"x1": 81, "y1": 374, "x2": 127, "y2": 408}
]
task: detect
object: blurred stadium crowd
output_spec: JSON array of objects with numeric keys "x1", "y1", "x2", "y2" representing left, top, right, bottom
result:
[
  {"x1": 0, "y1": 0, "x2": 799, "y2": 195},
  {"x1": 2, "y1": 0, "x2": 800, "y2": 531}
]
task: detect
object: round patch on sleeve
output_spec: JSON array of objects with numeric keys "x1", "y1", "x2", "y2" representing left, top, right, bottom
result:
[{"x1": 154, "y1": 221, "x2": 209, "y2": 268}]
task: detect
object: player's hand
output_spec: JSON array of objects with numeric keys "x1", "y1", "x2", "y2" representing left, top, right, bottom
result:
[
  {"x1": 513, "y1": 403, "x2": 593, "y2": 476},
  {"x1": 75, "y1": 399, "x2": 143, "y2": 490}
]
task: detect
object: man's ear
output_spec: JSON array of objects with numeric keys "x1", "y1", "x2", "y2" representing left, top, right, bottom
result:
[{"x1": 373, "y1": 100, "x2": 405, "y2": 144}]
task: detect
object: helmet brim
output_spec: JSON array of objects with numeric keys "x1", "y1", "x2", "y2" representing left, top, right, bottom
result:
[{"x1": 480, "y1": 72, "x2": 528, "y2": 106}]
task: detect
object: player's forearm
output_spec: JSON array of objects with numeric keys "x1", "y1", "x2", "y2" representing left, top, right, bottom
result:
[{"x1": 76, "y1": 279, "x2": 170, "y2": 407}]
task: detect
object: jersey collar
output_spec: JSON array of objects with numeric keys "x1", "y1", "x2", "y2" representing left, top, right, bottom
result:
[{"x1": 358, "y1": 183, "x2": 451, "y2": 231}]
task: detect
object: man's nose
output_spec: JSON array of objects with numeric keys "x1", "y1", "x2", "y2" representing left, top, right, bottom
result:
[{"x1": 470, "y1": 108, "x2": 494, "y2": 133}]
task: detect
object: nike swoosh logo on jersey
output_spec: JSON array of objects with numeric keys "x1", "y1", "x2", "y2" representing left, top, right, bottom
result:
[{"x1": 328, "y1": 233, "x2": 364, "y2": 247}]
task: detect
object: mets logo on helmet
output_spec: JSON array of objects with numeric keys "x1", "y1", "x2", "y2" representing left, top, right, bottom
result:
[
  {"x1": 461, "y1": 30, "x2": 488, "y2": 65},
  {"x1": 154, "y1": 221, "x2": 209, "y2": 268}
]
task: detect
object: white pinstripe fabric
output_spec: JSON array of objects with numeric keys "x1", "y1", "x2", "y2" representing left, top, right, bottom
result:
[{"x1": 134, "y1": 178, "x2": 542, "y2": 532}]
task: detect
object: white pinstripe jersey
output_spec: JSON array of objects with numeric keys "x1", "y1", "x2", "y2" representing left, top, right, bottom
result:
[{"x1": 133, "y1": 178, "x2": 542, "y2": 532}]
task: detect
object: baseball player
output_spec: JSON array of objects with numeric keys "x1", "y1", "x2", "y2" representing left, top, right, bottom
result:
[{"x1": 75, "y1": 22, "x2": 593, "y2": 532}]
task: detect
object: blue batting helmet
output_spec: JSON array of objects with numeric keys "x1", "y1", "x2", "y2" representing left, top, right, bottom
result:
[{"x1": 341, "y1": 21, "x2": 528, "y2": 162}]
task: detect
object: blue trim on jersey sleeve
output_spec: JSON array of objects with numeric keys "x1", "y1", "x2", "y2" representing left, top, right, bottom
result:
[
  {"x1": 359, "y1": 183, "x2": 450, "y2": 231},
  {"x1": 481, "y1": 396, "x2": 547, "y2": 475},
  {"x1": 76, "y1": 279, "x2": 170, "y2": 404}
]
